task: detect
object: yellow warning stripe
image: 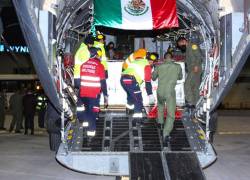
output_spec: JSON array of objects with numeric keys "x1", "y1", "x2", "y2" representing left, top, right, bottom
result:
[
  {"x1": 197, "y1": 129, "x2": 206, "y2": 140},
  {"x1": 67, "y1": 135, "x2": 73, "y2": 140}
]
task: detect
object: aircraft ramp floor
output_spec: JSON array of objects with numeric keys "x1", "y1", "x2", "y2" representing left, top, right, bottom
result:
[
  {"x1": 130, "y1": 152, "x2": 205, "y2": 180},
  {"x1": 57, "y1": 110, "x2": 206, "y2": 179},
  {"x1": 79, "y1": 111, "x2": 191, "y2": 152}
]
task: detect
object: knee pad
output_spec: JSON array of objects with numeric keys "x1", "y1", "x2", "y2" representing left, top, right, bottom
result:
[{"x1": 92, "y1": 106, "x2": 100, "y2": 113}]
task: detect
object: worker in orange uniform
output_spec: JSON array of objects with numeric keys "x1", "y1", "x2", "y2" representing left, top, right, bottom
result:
[
  {"x1": 121, "y1": 49, "x2": 155, "y2": 123},
  {"x1": 122, "y1": 48, "x2": 147, "y2": 72}
]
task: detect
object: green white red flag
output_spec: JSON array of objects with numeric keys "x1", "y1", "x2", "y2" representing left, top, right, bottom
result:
[{"x1": 94, "y1": 0, "x2": 179, "y2": 30}]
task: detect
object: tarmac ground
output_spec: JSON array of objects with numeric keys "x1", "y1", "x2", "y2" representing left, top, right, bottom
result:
[{"x1": 0, "y1": 111, "x2": 250, "y2": 180}]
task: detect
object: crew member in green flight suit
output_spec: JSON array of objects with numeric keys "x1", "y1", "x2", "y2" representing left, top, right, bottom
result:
[
  {"x1": 152, "y1": 50, "x2": 182, "y2": 146},
  {"x1": 177, "y1": 37, "x2": 202, "y2": 107}
]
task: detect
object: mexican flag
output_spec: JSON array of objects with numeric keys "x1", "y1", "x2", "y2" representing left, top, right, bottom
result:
[{"x1": 94, "y1": 0, "x2": 179, "y2": 30}]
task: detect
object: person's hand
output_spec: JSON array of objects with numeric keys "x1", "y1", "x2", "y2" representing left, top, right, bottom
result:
[
  {"x1": 148, "y1": 94, "x2": 155, "y2": 105},
  {"x1": 193, "y1": 66, "x2": 199, "y2": 73},
  {"x1": 104, "y1": 95, "x2": 109, "y2": 108}
]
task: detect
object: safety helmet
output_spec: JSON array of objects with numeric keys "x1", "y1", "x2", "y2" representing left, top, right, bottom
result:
[
  {"x1": 96, "y1": 32, "x2": 105, "y2": 41},
  {"x1": 165, "y1": 45, "x2": 174, "y2": 56},
  {"x1": 167, "y1": 45, "x2": 174, "y2": 53},
  {"x1": 164, "y1": 46, "x2": 174, "y2": 58},
  {"x1": 133, "y1": 48, "x2": 147, "y2": 59},
  {"x1": 89, "y1": 47, "x2": 102, "y2": 58},
  {"x1": 147, "y1": 52, "x2": 158, "y2": 61}
]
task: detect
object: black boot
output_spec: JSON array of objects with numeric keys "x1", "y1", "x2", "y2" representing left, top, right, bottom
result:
[
  {"x1": 156, "y1": 123, "x2": 163, "y2": 130},
  {"x1": 136, "y1": 118, "x2": 143, "y2": 126},
  {"x1": 163, "y1": 136, "x2": 170, "y2": 149},
  {"x1": 126, "y1": 108, "x2": 134, "y2": 115},
  {"x1": 132, "y1": 119, "x2": 137, "y2": 127},
  {"x1": 132, "y1": 118, "x2": 143, "y2": 127}
]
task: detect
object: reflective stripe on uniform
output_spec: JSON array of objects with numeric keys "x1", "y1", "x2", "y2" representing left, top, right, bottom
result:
[
  {"x1": 93, "y1": 106, "x2": 100, "y2": 112},
  {"x1": 123, "y1": 79, "x2": 132, "y2": 82},
  {"x1": 77, "y1": 106, "x2": 85, "y2": 111},
  {"x1": 126, "y1": 104, "x2": 134, "y2": 110},
  {"x1": 82, "y1": 122, "x2": 89, "y2": 127},
  {"x1": 133, "y1": 113, "x2": 143, "y2": 118},
  {"x1": 123, "y1": 53, "x2": 135, "y2": 70},
  {"x1": 87, "y1": 131, "x2": 96, "y2": 136},
  {"x1": 80, "y1": 82, "x2": 101, "y2": 87},
  {"x1": 81, "y1": 76, "x2": 100, "y2": 81},
  {"x1": 134, "y1": 91, "x2": 141, "y2": 94}
]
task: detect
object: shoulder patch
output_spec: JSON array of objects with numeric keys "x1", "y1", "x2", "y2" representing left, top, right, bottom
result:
[{"x1": 192, "y1": 44, "x2": 198, "y2": 50}]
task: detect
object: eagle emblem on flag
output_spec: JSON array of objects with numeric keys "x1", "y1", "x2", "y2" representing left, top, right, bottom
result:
[{"x1": 124, "y1": 0, "x2": 149, "y2": 16}]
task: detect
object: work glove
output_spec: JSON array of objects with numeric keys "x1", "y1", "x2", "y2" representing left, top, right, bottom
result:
[
  {"x1": 148, "y1": 94, "x2": 155, "y2": 105},
  {"x1": 104, "y1": 95, "x2": 109, "y2": 108},
  {"x1": 151, "y1": 63, "x2": 156, "y2": 68},
  {"x1": 193, "y1": 66, "x2": 200, "y2": 73}
]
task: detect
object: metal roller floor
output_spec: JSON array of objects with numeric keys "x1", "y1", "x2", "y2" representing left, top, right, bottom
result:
[{"x1": 80, "y1": 111, "x2": 191, "y2": 153}]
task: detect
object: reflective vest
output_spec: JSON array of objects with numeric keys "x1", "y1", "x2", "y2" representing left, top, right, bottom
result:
[
  {"x1": 122, "y1": 58, "x2": 150, "y2": 85},
  {"x1": 80, "y1": 58, "x2": 105, "y2": 98},
  {"x1": 74, "y1": 43, "x2": 90, "y2": 79},
  {"x1": 122, "y1": 49, "x2": 147, "y2": 71},
  {"x1": 93, "y1": 41, "x2": 108, "y2": 71},
  {"x1": 122, "y1": 53, "x2": 134, "y2": 71},
  {"x1": 36, "y1": 95, "x2": 47, "y2": 110}
]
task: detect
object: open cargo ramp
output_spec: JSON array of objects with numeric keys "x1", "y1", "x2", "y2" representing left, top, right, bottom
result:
[{"x1": 56, "y1": 109, "x2": 214, "y2": 179}]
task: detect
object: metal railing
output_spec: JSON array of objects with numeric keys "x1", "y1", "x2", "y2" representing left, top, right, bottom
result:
[{"x1": 244, "y1": 0, "x2": 250, "y2": 34}]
